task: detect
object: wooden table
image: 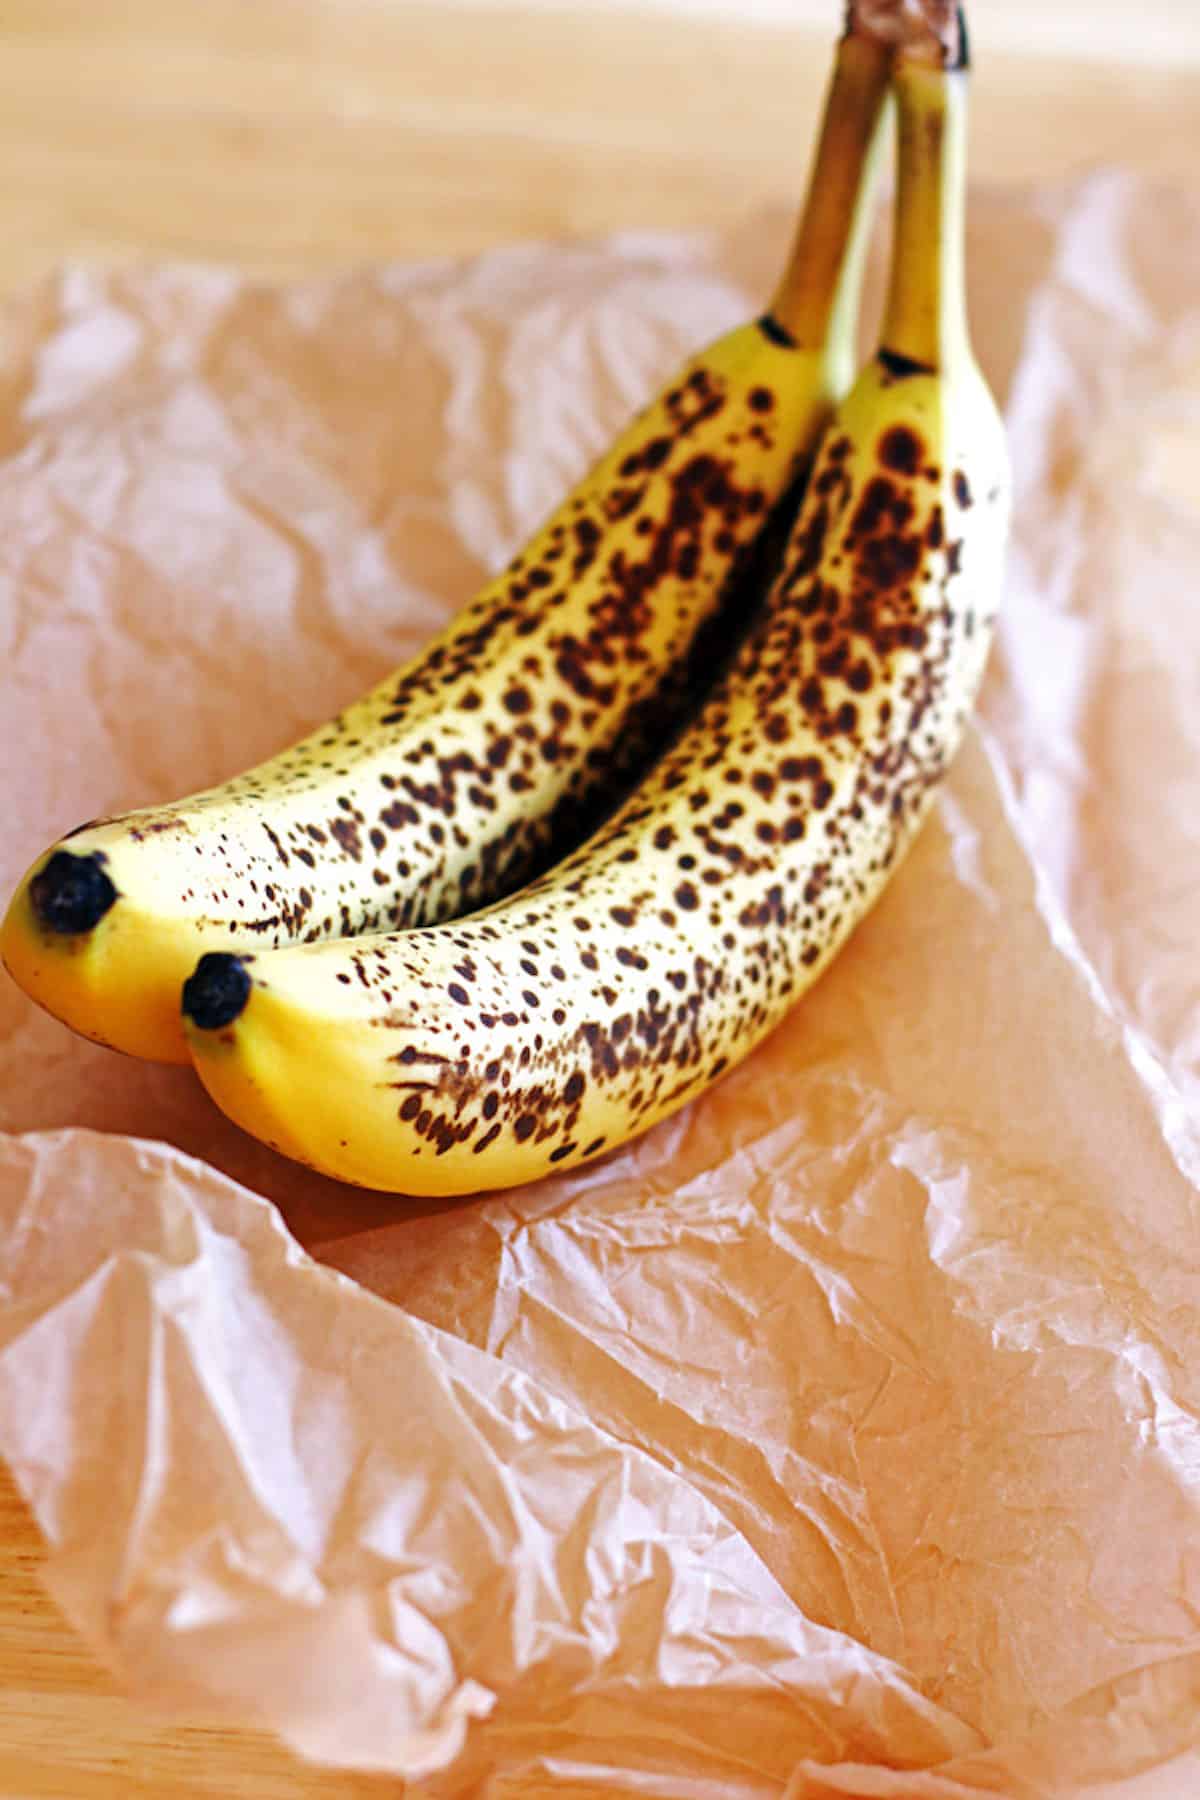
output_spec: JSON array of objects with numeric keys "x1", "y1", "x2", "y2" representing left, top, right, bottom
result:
[{"x1": 2, "y1": 2, "x2": 1197, "y2": 1792}]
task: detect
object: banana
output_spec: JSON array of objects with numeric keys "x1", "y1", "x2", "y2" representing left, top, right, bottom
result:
[
  {"x1": 1, "y1": 24, "x2": 892, "y2": 1065},
  {"x1": 181, "y1": 36, "x2": 1011, "y2": 1196}
]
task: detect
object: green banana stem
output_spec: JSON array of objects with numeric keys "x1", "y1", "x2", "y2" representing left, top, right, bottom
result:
[
  {"x1": 769, "y1": 29, "x2": 893, "y2": 371},
  {"x1": 879, "y1": 57, "x2": 972, "y2": 373}
]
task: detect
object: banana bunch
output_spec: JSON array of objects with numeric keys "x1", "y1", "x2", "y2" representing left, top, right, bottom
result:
[
  {"x1": 4, "y1": 6, "x2": 1010, "y2": 1199},
  {"x1": 0, "y1": 22, "x2": 892, "y2": 1064}
]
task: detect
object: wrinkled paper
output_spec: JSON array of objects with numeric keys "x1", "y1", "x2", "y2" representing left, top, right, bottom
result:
[{"x1": 3, "y1": 170, "x2": 1200, "y2": 1794}]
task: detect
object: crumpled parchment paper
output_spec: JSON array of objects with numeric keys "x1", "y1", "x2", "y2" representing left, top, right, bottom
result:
[{"x1": 3, "y1": 169, "x2": 1200, "y2": 1795}]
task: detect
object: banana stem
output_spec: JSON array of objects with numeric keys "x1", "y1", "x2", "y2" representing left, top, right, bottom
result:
[
  {"x1": 878, "y1": 57, "x2": 972, "y2": 373},
  {"x1": 848, "y1": 0, "x2": 963, "y2": 69},
  {"x1": 768, "y1": 30, "x2": 892, "y2": 363}
]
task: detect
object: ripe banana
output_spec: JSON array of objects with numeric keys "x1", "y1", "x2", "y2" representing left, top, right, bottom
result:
[
  {"x1": 1, "y1": 25, "x2": 892, "y2": 1065},
  {"x1": 182, "y1": 40, "x2": 1011, "y2": 1196}
]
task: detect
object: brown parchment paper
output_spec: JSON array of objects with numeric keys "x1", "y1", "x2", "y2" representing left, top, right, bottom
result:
[{"x1": 3, "y1": 171, "x2": 1200, "y2": 1794}]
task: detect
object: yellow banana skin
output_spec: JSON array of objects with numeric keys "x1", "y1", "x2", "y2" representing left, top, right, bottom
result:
[
  {"x1": 183, "y1": 52, "x2": 1008, "y2": 1196},
  {"x1": 184, "y1": 367, "x2": 1010, "y2": 1193},
  {"x1": 0, "y1": 32, "x2": 893, "y2": 1065},
  {"x1": 2, "y1": 329, "x2": 816, "y2": 1061}
]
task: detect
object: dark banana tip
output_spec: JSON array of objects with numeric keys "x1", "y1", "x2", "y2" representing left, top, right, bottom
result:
[
  {"x1": 953, "y1": 4, "x2": 970, "y2": 71},
  {"x1": 182, "y1": 953, "x2": 252, "y2": 1031},
  {"x1": 28, "y1": 850, "x2": 118, "y2": 936}
]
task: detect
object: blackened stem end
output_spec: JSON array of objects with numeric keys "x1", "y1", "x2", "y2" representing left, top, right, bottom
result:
[
  {"x1": 29, "y1": 850, "x2": 118, "y2": 936},
  {"x1": 182, "y1": 953, "x2": 252, "y2": 1031}
]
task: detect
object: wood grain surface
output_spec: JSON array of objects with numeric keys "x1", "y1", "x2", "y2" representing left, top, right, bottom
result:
[
  {"x1": 2, "y1": 2, "x2": 1198, "y2": 1794},
  {"x1": 4, "y1": 0, "x2": 1198, "y2": 295}
]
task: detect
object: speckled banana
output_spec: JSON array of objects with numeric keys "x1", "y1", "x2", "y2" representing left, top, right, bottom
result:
[
  {"x1": 181, "y1": 39, "x2": 1010, "y2": 1195},
  {"x1": 0, "y1": 25, "x2": 892, "y2": 1065}
]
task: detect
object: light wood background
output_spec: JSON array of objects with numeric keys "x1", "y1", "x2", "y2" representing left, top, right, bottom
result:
[
  {"x1": 5, "y1": 0, "x2": 1199, "y2": 296},
  {"x1": 2, "y1": 2, "x2": 1198, "y2": 1794}
]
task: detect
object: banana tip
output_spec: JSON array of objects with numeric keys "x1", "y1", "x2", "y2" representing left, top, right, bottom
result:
[
  {"x1": 182, "y1": 953, "x2": 251, "y2": 1031},
  {"x1": 28, "y1": 850, "x2": 117, "y2": 936}
]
